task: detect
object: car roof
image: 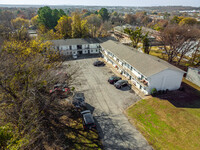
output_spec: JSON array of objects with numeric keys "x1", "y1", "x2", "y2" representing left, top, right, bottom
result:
[
  {"x1": 54, "y1": 83, "x2": 62, "y2": 87},
  {"x1": 111, "y1": 76, "x2": 119, "y2": 78},
  {"x1": 83, "y1": 113, "x2": 94, "y2": 124},
  {"x1": 75, "y1": 92, "x2": 84, "y2": 97},
  {"x1": 117, "y1": 80, "x2": 126, "y2": 82}
]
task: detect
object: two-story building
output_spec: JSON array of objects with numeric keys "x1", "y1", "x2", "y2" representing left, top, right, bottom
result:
[
  {"x1": 50, "y1": 38, "x2": 103, "y2": 56},
  {"x1": 101, "y1": 40, "x2": 185, "y2": 95}
]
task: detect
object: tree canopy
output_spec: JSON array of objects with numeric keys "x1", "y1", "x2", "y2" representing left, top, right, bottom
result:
[
  {"x1": 37, "y1": 6, "x2": 66, "y2": 30},
  {"x1": 98, "y1": 8, "x2": 109, "y2": 22},
  {"x1": 124, "y1": 27, "x2": 143, "y2": 48}
]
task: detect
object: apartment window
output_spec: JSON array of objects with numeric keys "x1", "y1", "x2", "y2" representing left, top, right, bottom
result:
[
  {"x1": 96, "y1": 50, "x2": 98, "y2": 52},
  {"x1": 86, "y1": 45, "x2": 89, "y2": 49},
  {"x1": 91, "y1": 50, "x2": 93, "y2": 52},
  {"x1": 77, "y1": 45, "x2": 82, "y2": 49}
]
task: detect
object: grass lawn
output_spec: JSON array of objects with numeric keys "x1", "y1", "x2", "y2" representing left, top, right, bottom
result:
[
  {"x1": 126, "y1": 98, "x2": 200, "y2": 150},
  {"x1": 126, "y1": 80, "x2": 200, "y2": 150}
]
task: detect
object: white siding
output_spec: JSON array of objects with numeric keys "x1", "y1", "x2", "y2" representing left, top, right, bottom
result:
[
  {"x1": 131, "y1": 69, "x2": 141, "y2": 78},
  {"x1": 90, "y1": 49, "x2": 99, "y2": 54},
  {"x1": 82, "y1": 50, "x2": 88, "y2": 54},
  {"x1": 148, "y1": 69, "x2": 184, "y2": 93},
  {"x1": 186, "y1": 67, "x2": 200, "y2": 87},
  {"x1": 72, "y1": 45, "x2": 77, "y2": 50},
  {"x1": 90, "y1": 43, "x2": 98, "y2": 48}
]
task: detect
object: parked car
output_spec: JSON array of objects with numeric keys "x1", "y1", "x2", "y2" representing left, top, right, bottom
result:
[
  {"x1": 114, "y1": 80, "x2": 128, "y2": 89},
  {"x1": 72, "y1": 92, "x2": 86, "y2": 108},
  {"x1": 81, "y1": 110, "x2": 96, "y2": 130},
  {"x1": 72, "y1": 54, "x2": 77, "y2": 59},
  {"x1": 50, "y1": 83, "x2": 71, "y2": 98},
  {"x1": 108, "y1": 76, "x2": 122, "y2": 84},
  {"x1": 93, "y1": 60, "x2": 105, "y2": 66}
]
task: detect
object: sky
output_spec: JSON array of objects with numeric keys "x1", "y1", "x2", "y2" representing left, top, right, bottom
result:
[{"x1": 0, "y1": 0, "x2": 199, "y2": 7}]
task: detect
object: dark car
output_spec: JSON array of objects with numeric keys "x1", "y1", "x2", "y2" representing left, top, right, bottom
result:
[
  {"x1": 81, "y1": 110, "x2": 96, "y2": 130},
  {"x1": 108, "y1": 76, "x2": 122, "y2": 84},
  {"x1": 72, "y1": 92, "x2": 86, "y2": 108},
  {"x1": 50, "y1": 83, "x2": 70, "y2": 98},
  {"x1": 114, "y1": 80, "x2": 128, "y2": 89},
  {"x1": 93, "y1": 60, "x2": 105, "y2": 66}
]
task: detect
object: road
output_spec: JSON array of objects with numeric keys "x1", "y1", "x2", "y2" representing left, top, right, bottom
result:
[{"x1": 66, "y1": 57, "x2": 153, "y2": 150}]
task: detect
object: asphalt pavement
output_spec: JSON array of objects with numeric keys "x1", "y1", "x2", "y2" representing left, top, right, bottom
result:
[{"x1": 65, "y1": 57, "x2": 153, "y2": 150}]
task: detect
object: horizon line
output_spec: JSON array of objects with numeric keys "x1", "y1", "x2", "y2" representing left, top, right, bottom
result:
[{"x1": 0, "y1": 4, "x2": 199, "y2": 8}]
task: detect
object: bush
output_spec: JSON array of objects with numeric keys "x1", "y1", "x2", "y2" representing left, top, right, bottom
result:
[
  {"x1": 151, "y1": 88, "x2": 157, "y2": 96},
  {"x1": 71, "y1": 87, "x2": 75, "y2": 91}
]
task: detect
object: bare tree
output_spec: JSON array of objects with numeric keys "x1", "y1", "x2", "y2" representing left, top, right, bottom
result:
[
  {"x1": 190, "y1": 41, "x2": 200, "y2": 66},
  {"x1": 159, "y1": 25, "x2": 200, "y2": 64}
]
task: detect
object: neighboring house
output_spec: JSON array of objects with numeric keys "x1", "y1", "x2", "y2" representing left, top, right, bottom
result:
[
  {"x1": 101, "y1": 40, "x2": 185, "y2": 95},
  {"x1": 113, "y1": 24, "x2": 159, "y2": 45},
  {"x1": 186, "y1": 67, "x2": 200, "y2": 87},
  {"x1": 28, "y1": 30, "x2": 37, "y2": 38}
]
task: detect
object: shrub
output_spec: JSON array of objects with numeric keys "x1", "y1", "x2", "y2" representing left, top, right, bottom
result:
[{"x1": 151, "y1": 88, "x2": 157, "y2": 96}]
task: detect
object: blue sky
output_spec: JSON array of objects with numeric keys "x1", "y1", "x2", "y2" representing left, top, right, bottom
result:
[{"x1": 0, "y1": 0, "x2": 199, "y2": 7}]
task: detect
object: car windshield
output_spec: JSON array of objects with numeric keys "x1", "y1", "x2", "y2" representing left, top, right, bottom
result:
[
  {"x1": 110, "y1": 76, "x2": 117, "y2": 80},
  {"x1": 76, "y1": 93, "x2": 84, "y2": 97},
  {"x1": 74, "y1": 93, "x2": 84, "y2": 101}
]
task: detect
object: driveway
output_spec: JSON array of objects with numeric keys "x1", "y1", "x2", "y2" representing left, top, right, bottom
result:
[{"x1": 66, "y1": 58, "x2": 153, "y2": 150}]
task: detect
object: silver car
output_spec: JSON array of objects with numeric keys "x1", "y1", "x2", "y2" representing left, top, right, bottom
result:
[{"x1": 72, "y1": 92, "x2": 86, "y2": 108}]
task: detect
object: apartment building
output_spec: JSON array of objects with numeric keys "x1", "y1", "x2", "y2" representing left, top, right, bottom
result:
[
  {"x1": 50, "y1": 38, "x2": 102, "y2": 56},
  {"x1": 101, "y1": 40, "x2": 185, "y2": 95}
]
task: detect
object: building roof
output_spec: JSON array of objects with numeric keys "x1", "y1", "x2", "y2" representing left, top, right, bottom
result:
[
  {"x1": 101, "y1": 40, "x2": 185, "y2": 78},
  {"x1": 50, "y1": 37, "x2": 116, "y2": 46}
]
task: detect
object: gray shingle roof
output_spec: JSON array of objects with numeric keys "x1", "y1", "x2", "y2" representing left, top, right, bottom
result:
[
  {"x1": 50, "y1": 37, "x2": 116, "y2": 46},
  {"x1": 101, "y1": 40, "x2": 185, "y2": 77}
]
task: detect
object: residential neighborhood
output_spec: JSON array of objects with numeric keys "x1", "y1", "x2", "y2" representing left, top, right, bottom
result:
[{"x1": 0, "y1": 1, "x2": 200, "y2": 150}]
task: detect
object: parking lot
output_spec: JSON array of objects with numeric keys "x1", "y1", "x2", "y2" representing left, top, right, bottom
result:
[{"x1": 66, "y1": 57, "x2": 152, "y2": 150}]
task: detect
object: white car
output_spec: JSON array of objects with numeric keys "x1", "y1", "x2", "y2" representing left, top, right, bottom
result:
[{"x1": 72, "y1": 54, "x2": 77, "y2": 59}]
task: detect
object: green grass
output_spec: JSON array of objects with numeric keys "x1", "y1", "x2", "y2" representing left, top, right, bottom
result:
[{"x1": 126, "y1": 98, "x2": 200, "y2": 150}]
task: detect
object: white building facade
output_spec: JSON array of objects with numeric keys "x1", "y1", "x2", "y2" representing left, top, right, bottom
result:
[
  {"x1": 101, "y1": 40, "x2": 185, "y2": 95},
  {"x1": 186, "y1": 67, "x2": 200, "y2": 87},
  {"x1": 50, "y1": 38, "x2": 102, "y2": 56}
]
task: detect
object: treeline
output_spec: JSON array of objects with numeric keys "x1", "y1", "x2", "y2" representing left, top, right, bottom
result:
[{"x1": 31, "y1": 6, "x2": 116, "y2": 40}]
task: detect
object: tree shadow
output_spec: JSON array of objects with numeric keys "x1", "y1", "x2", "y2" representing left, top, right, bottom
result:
[
  {"x1": 85, "y1": 103, "x2": 95, "y2": 114},
  {"x1": 154, "y1": 82, "x2": 200, "y2": 108},
  {"x1": 94, "y1": 110, "x2": 152, "y2": 150}
]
